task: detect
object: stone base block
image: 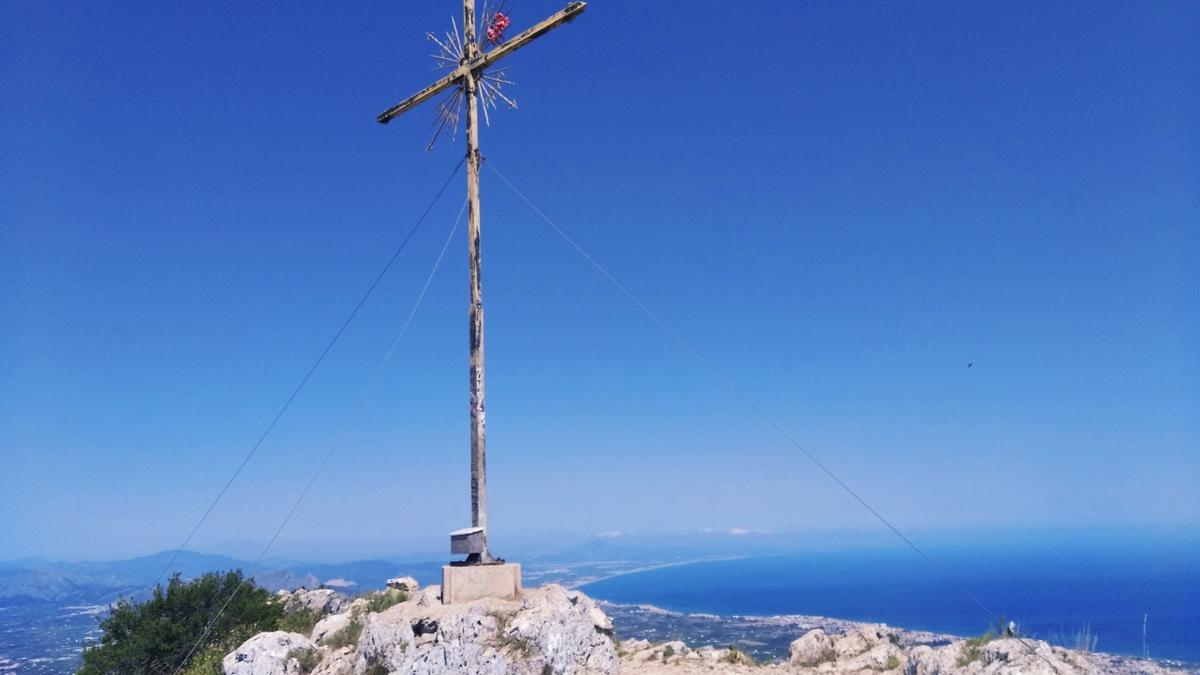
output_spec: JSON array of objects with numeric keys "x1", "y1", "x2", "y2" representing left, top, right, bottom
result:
[{"x1": 441, "y1": 563, "x2": 522, "y2": 605}]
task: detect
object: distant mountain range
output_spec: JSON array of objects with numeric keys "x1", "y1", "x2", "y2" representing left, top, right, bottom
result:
[
  {"x1": 0, "y1": 551, "x2": 446, "y2": 604},
  {"x1": 0, "y1": 528, "x2": 965, "y2": 605},
  {"x1": 0, "y1": 530, "x2": 809, "y2": 605},
  {"x1": 11, "y1": 527, "x2": 1176, "y2": 606}
]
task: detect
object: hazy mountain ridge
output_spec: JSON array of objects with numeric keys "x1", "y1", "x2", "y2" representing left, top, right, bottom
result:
[
  {"x1": 0, "y1": 530, "x2": 799, "y2": 604},
  {"x1": 0, "y1": 551, "x2": 445, "y2": 604}
]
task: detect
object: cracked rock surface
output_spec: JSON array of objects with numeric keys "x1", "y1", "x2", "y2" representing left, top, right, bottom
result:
[
  {"x1": 620, "y1": 624, "x2": 1188, "y2": 675},
  {"x1": 229, "y1": 590, "x2": 1186, "y2": 674},
  {"x1": 224, "y1": 584, "x2": 618, "y2": 675}
]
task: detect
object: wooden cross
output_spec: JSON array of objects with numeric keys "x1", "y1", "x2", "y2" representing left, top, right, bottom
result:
[{"x1": 377, "y1": 0, "x2": 587, "y2": 564}]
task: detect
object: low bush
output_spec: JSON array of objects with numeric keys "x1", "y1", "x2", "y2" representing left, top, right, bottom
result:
[
  {"x1": 179, "y1": 645, "x2": 225, "y2": 675},
  {"x1": 957, "y1": 630, "x2": 997, "y2": 666},
  {"x1": 79, "y1": 571, "x2": 283, "y2": 675},
  {"x1": 279, "y1": 606, "x2": 323, "y2": 636},
  {"x1": 288, "y1": 647, "x2": 321, "y2": 674},
  {"x1": 720, "y1": 646, "x2": 755, "y2": 666},
  {"x1": 364, "y1": 588, "x2": 408, "y2": 613},
  {"x1": 323, "y1": 617, "x2": 364, "y2": 650}
]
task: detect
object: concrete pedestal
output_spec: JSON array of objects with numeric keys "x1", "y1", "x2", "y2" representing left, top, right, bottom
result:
[{"x1": 441, "y1": 563, "x2": 522, "y2": 605}]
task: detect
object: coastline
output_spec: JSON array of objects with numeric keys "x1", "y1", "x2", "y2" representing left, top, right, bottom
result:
[
  {"x1": 563, "y1": 556, "x2": 747, "y2": 590},
  {"x1": 598, "y1": 600, "x2": 1200, "y2": 673},
  {"x1": 572, "y1": 549, "x2": 1200, "y2": 665}
]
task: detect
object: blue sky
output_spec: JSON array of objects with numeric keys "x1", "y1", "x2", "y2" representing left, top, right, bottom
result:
[{"x1": 2, "y1": 0, "x2": 1197, "y2": 561}]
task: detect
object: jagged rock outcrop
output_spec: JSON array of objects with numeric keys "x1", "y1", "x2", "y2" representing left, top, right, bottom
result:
[
  {"x1": 416, "y1": 584, "x2": 442, "y2": 607},
  {"x1": 229, "y1": 590, "x2": 1183, "y2": 675},
  {"x1": 908, "y1": 636, "x2": 1086, "y2": 675},
  {"x1": 387, "y1": 576, "x2": 420, "y2": 593},
  {"x1": 311, "y1": 613, "x2": 352, "y2": 643},
  {"x1": 827, "y1": 624, "x2": 905, "y2": 672},
  {"x1": 224, "y1": 584, "x2": 617, "y2": 675},
  {"x1": 310, "y1": 645, "x2": 356, "y2": 675},
  {"x1": 788, "y1": 628, "x2": 835, "y2": 666},
  {"x1": 284, "y1": 588, "x2": 347, "y2": 616},
  {"x1": 222, "y1": 631, "x2": 315, "y2": 675},
  {"x1": 620, "y1": 639, "x2": 758, "y2": 672},
  {"x1": 621, "y1": 625, "x2": 1136, "y2": 674}
]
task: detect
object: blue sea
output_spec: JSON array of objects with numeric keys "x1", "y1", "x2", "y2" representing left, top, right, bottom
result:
[{"x1": 581, "y1": 541, "x2": 1200, "y2": 664}]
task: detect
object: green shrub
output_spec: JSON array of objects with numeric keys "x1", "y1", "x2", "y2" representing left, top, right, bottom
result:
[
  {"x1": 720, "y1": 646, "x2": 755, "y2": 665},
  {"x1": 885, "y1": 654, "x2": 902, "y2": 670},
  {"x1": 498, "y1": 631, "x2": 536, "y2": 658},
  {"x1": 486, "y1": 608, "x2": 515, "y2": 633},
  {"x1": 364, "y1": 588, "x2": 408, "y2": 613},
  {"x1": 323, "y1": 617, "x2": 364, "y2": 649},
  {"x1": 957, "y1": 629, "x2": 998, "y2": 666},
  {"x1": 279, "y1": 607, "x2": 322, "y2": 636},
  {"x1": 288, "y1": 647, "x2": 321, "y2": 674},
  {"x1": 179, "y1": 645, "x2": 225, "y2": 675},
  {"x1": 79, "y1": 570, "x2": 284, "y2": 675}
]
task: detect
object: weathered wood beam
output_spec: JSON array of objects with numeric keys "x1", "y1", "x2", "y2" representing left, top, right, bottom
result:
[
  {"x1": 479, "y1": 2, "x2": 586, "y2": 71},
  {"x1": 376, "y1": 2, "x2": 585, "y2": 125},
  {"x1": 377, "y1": 67, "x2": 467, "y2": 124}
]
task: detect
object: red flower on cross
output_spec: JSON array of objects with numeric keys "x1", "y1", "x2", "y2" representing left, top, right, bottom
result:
[{"x1": 486, "y1": 12, "x2": 511, "y2": 45}]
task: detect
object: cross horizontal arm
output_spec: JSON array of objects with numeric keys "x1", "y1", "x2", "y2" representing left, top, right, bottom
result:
[
  {"x1": 479, "y1": 1, "x2": 587, "y2": 71},
  {"x1": 377, "y1": 68, "x2": 466, "y2": 124},
  {"x1": 375, "y1": 1, "x2": 585, "y2": 125}
]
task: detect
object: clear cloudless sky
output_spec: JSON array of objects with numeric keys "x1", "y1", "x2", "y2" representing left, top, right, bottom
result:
[{"x1": 2, "y1": 1, "x2": 1197, "y2": 561}]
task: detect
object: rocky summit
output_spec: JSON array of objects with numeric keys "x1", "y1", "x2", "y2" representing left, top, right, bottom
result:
[
  {"x1": 223, "y1": 584, "x2": 1184, "y2": 675},
  {"x1": 223, "y1": 583, "x2": 618, "y2": 675}
]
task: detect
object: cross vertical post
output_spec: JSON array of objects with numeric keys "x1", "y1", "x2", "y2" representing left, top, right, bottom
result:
[
  {"x1": 461, "y1": 0, "x2": 490, "y2": 563},
  {"x1": 376, "y1": 0, "x2": 587, "y2": 576}
]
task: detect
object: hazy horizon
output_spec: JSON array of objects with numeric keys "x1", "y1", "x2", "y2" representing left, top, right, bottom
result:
[{"x1": 6, "y1": 523, "x2": 1198, "y2": 566}]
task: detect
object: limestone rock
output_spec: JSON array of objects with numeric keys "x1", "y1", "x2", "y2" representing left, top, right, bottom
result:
[
  {"x1": 908, "y1": 644, "x2": 954, "y2": 675},
  {"x1": 355, "y1": 610, "x2": 418, "y2": 673},
  {"x1": 788, "y1": 628, "x2": 835, "y2": 666},
  {"x1": 235, "y1": 585, "x2": 615, "y2": 675},
  {"x1": 568, "y1": 590, "x2": 613, "y2": 632},
  {"x1": 504, "y1": 585, "x2": 620, "y2": 674},
  {"x1": 650, "y1": 640, "x2": 688, "y2": 662},
  {"x1": 978, "y1": 637, "x2": 1085, "y2": 674},
  {"x1": 328, "y1": 584, "x2": 616, "y2": 674},
  {"x1": 342, "y1": 596, "x2": 369, "y2": 616},
  {"x1": 659, "y1": 640, "x2": 688, "y2": 655},
  {"x1": 388, "y1": 576, "x2": 420, "y2": 593},
  {"x1": 620, "y1": 624, "x2": 1165, "y2": 675},
  {"x1": 899, "y1": 636, "x2": 1087, "y2": 675},
  {"x1": 310, "y1": 646, "x2": 354, "y2": 675},
  {"x1": 830, "y1": 625, "x2": 905, "y2": 672},
  {"x1": 843, "y1": 642, "x2": 905, "y2": 672},
  {"x1": 222, "y1": 631, "x2": 314, "y2": 675},
  {"x1": 311, "y1": 613, "x2": 351, "y2": 643},
  {"x1": 287, "y1": 588, "x2": 345, "y2": 616},
  {"x1": 416, "y1": 584, "x2": 442, "y2": 607},
  {"x1": 622, "y1": 640, "x2": 761, "y2": 672},
  {"x1": 832, "y1": 624, "x2": 887, "y2": 658},
  {"x1": 402, "y1": 605, "x2": 509, "y2": 675}
]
